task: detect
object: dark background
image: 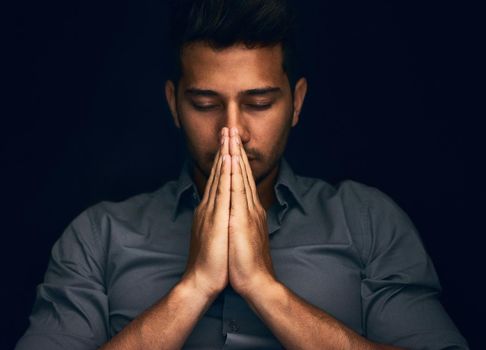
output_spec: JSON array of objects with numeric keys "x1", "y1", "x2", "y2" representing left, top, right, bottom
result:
[{"x1": 2, "y1": 0, "x2": 481, "y2": 349}]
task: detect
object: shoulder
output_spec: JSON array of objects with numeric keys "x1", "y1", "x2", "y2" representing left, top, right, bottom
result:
[
  {"x1": 57, "y1": 180, "x2": 180, "y2": 252},
  {"x1": 293, "y1": 174, "x2": 420, "y2": 256},
  {"x1": 86, "y1": 180, "x2": 179, "y2": 226},
  {"x1": 294, "y1": 174, "x2": 390, "y2": 212}
]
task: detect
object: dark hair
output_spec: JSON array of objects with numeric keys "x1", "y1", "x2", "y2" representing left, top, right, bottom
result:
[{"x1": 168, "y1": 0, "x2": 300, "y2": 92}]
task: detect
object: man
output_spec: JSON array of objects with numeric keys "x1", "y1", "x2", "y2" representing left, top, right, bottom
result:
[{"x1": 16, "y1": 0, "x2": 468, "y2": 349}]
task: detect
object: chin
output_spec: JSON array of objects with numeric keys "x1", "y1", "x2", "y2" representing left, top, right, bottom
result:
[{"x1": 253, "y1": 159, "x2": 278, "y2": 185}]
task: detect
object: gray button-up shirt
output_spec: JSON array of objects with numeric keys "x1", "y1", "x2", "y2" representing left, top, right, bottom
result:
[{"x1": 16, "y1": 157, "x2": 469, "y2": 349}]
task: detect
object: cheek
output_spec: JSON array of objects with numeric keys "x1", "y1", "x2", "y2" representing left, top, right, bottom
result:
[
  {"x1": 179, "y1": 112, "x2": 220, "y2": 165},
  {"x1": 257, "y1": 115, "x2": 291, "y2": 149}
]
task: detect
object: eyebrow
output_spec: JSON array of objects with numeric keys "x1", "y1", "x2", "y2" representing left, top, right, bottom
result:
[
  {"x1": 241, "y1": 87, "x2": 282, "y2": 97},
  {"x1": 184, "y1": 87, "x2": 282, "y2": 98}
]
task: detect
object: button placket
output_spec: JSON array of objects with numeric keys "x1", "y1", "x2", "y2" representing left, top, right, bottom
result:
[
  {"x1": 228, "y1": 319, "x2": 239, "y2": 333},
  {"x1": 222, "y1": 287, "x2": 241, "y2": 336}
]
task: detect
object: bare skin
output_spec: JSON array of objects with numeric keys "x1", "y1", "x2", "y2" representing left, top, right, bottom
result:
[{"x1": 100, "y1": 43, "x2": 403, "y2": 349}]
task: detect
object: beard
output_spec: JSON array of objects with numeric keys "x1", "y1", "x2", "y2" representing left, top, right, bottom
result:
[
  {"x1": 186, "y1": 143, "x2": 281, "y2": 187},
  {"x1": 176, "y1": 105, "x2": 293, "y2": 188}
]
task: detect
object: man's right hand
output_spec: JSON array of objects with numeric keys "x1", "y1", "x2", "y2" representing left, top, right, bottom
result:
[{"x1": 181, "y1": 127, "x2": 231, "y2": 300}]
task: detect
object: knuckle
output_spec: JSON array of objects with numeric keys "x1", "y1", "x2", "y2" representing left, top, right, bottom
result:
[
  {"x1": 195, "y1": 204, "x2": 208, "y2": 218},
  {"x1": 258, "y1": 206, "x2": 266, "y2": 216},
  {"x1": 255, "y1": 206, "x2": 266, "y2": 218},
  {"x1": 261, "y1": 210, "x2": 267, "y2": 220},
  {"x1": 216, "y1": 186, "x2": 224, "y2": 197},
  {"x1": 231, "y1": 187, "x2": 245, "y2": 195},
  {"x1": 205, "y1": 216, "x2": 214, "y2": 228}
]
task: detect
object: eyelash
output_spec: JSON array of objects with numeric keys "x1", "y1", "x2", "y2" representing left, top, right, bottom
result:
[
  {"x1": 192, "y1": 103, "x2": 272, "y2": 112},
  {"x1": 248, "y1": 104, "x2": 272, "y2": 111}
]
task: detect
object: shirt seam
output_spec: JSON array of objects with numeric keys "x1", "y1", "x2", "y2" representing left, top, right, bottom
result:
[
  {"x1": 359, "y1": 194, "x2": 373, "y2": 337},
  {"x1": 86, "y1": 206, "x2": 108, "y2": 291},
  {"x1": 361, "y1": 198, "x2": 373, "y2": 266}
]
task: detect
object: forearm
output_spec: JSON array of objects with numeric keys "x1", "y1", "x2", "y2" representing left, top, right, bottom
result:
[
  {"x1": 99, "y1": 279, "x2": 215, "y2": 350},
  {"x1": 243, "y1": 279, "x2": 402, "y2": 350}
]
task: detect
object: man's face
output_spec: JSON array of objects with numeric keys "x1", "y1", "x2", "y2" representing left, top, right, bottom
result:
[{"x1": 166, "y1": 42, "x2": 304, "y2": 184}]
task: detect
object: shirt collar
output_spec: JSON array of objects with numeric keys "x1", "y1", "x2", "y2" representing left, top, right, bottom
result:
[
  {"x1": 171, "y1": 156, "x2": 307, "y2": 222},
  {"x1": 273, "y1": 157, "x2": 307, "y2": 214}
]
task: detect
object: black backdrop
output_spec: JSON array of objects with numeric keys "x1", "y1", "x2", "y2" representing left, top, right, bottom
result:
[{"x1": 2, "y1": 1, "x2": 481, "y2": 348}]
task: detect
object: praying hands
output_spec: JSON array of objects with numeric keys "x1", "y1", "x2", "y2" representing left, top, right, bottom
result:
[{"x1": 182, "y1": 126, "x2": 276, "y2": 300}]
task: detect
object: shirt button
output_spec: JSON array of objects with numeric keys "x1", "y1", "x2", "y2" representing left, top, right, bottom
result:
[{"x1": 228, "y1": 319, "x2": 239, "y2": 333}]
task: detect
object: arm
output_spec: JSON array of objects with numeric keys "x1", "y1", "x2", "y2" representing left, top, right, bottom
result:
[
  {"x1": 15, "y1": 209, "x2": 110, "y2": 350},
  {"x1": 246, "y1": 182, "x2": 469, "y2": 350},
  {"x1": 99, "y1": 279, "x2": 214, "y2": 350},
  {"x1": 101, "y1": 130, "x2": 232, "y2": 350},
  {"x1": 226, "y1": 130, "x2": 401, "y2": 349},
  {"x1": 242, "y1": 277, "x2": 401, "y2": 350},
  {"x1": 238, "y1": 184, "x2": 470, "y2": 350},
  {"x1": 360, "y1": 186, "x2": 469, "y2": 349},
  {"x1": 15, "y1": 213, "x2": 217, "y2": 350}
]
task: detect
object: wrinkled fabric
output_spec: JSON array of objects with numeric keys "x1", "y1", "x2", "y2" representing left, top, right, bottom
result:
[{"x1": 16, "y1": 157, "x2": 469, "y2": 349}]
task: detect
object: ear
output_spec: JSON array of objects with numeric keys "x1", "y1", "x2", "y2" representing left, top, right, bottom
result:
[
  {"x1": 165, "y1": 80, "x2": 181, "y2": 128},
  {"x1": 291, "y1": 77, "x2": 308, "y2": 127}
]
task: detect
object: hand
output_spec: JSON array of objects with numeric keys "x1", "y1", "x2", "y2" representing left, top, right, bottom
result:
[
  {"x1": 181, "y1": 129, "x2": 231, "y2": 300},
  {"x1": 227, "y1": 127, "x2": 277, "y2": 297}
]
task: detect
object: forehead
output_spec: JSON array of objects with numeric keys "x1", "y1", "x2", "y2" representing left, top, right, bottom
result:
[{"x1": 179, "y1": 42, "x2": 287, "y2": 92}]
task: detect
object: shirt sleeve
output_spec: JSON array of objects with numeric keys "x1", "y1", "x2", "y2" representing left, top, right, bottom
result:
[
  {"x1": 15, "y1": 207, "x2": 110, "y2": 350},
  {"x1": 359, "y1": 187, "x2": 469, "y2": 350}
]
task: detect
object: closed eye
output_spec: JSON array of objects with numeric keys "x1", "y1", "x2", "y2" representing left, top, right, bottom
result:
[
  {"x1": 191, "y1": 103, "x2": 273, "y2": 112},
  {"x1": 192, "y1": 103, "x2": 219, "y2": 111},
  {"x1": 246, "y1": 103, "x2": 272, "y2": 110}
]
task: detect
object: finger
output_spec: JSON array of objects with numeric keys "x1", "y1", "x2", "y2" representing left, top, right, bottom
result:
[
  {"x1": 213, "y1": 151, "x2": 231, "y2": 221},
  {"x1": 214, "y1": 130, "x2": 230, "y2": 212},
  {"x1": 207, "y1": 136, "x2": 227, "y2": 212},
  {"x1": 200, "y1": 145, "x2": 222, "y2": 206},
  {"x1": 230, "y1": 131, "x2": 253, "y2": 210},
  {"x1": 200, "y1": 128, "x2": 226, "y2": 205},
  {"x1": 236, "y1": 136, "x2": 255, "y2": 211},
  {"x1": 239, "y1": 134, "x2": 260, "y2": 205},
  {"x1": 231, "y1": 154, "x2": 249, "y2": 216},
  {"x1": 237, "y1": 131, "x2": 259, "y2": 208}
]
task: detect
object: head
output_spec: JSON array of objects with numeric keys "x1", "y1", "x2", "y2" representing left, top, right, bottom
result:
[{"x1": 165, "y1": 0, "x2": 307, "y2": 186}]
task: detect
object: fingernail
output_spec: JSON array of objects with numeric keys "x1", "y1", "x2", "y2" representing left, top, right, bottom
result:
[{"x1": 222, "y1": 155, "x2": 226, "y2": 163}]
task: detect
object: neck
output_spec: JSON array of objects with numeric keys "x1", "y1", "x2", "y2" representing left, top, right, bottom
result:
[{"x1": 192, "y1": 161, "x2": 279, "y2": 212}]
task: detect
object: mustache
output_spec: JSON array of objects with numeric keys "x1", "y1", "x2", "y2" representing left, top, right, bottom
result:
[{"x1": 210, "y1": 149, "x2": 259, "y2": 161}]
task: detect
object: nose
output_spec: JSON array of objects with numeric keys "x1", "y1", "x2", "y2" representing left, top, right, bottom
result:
[{"x1": 220, "y1": 102, "x2": 250, "y2": 144}]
